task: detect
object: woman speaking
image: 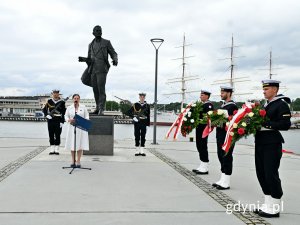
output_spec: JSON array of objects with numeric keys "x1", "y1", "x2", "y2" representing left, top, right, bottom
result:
[{"x1": 64, "y1": 94, "x2": 89, "y2": 168}]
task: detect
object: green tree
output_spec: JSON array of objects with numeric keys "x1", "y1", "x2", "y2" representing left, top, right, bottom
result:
[
  {"x1": 291, "y1": 98, "x2": 300, "y2": 111},
  {"x1": 164, "y1": 102, "x2": 182, "y2": 113},
  {"x1": 119, "y1": 101, "x2": 132, "y2": 117},
  {"x1": 105, "y1": 101, "x2": 119, "y2": 111}
]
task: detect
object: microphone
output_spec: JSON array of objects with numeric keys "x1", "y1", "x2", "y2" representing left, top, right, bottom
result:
[{"x1": 74, "y1": 101, "x2": 78, "y2": 109}]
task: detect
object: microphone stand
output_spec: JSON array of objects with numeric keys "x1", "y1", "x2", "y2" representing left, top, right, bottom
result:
[{"x1": 63, "y1": 107, "x2": 91, "y2": 174}]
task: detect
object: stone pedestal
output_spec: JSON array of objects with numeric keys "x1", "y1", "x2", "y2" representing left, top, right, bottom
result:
[{"x1": 84, "y1": 115, "x2": 114, "y2": 155}]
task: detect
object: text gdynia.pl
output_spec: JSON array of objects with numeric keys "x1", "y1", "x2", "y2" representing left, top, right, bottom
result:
[{"x1": 226, "y1": 200, "x2": 284, "y2": 214}]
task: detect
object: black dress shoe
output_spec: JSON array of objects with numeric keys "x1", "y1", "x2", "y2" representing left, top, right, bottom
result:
[
  {"x1": 252, "y1": 209, "x2": 260, "y2": 214},
  {"x1": 216, "y1": 185, "x2": 230, "y2": 190},
  {"x1": 140, "y1": 153, "x2": 146, "y2": 156},
  {"x1": 135, "y1": 153, "x2": 140, "y2": 156},
  {"x1": 49, "y1": 152, "x2": 55, "y2": 155},
  {"x1": 258, "y1": 210, "x2": 280, "y2": 218},
  {"x1": 212, "y1": 183, "x2": 219, "y2": 187},
  {"x1": 193, "y1": 170, "x2": 208, "y2": 175},
  {"x1": 70, "y1": 164, "x2": 76, "y2": 168},
  {"x1": 54, "y1": 152, "x2": 59, "y2": 155}
]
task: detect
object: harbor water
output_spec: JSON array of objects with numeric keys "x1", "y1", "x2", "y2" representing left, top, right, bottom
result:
[{"x1": 0, "y1": 121, "x2": 299, "y2": 154}]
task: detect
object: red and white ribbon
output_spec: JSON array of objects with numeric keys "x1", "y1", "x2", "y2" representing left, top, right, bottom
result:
[
  {"x1": 202, "y1": 118, "x2": 214, "y2": 138},
  {"x1": 222, "y1": 103, "x2": 252, "y2": 152},
  {"x1": 166, "y1": 102, "x2": 193, "y2": 140}
]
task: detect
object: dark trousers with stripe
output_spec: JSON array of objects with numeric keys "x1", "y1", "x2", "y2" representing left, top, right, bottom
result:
[
  {"x1": 217, "y1": 138, "x2": 234, "y2": 175},
  {"x1": 196, "y1": 125, "x2": 209, "y2": 162},
  {"x1": 255, "y1": 143, "x2": 283, "y2": 199},
  {"x1": 134, "y1": 120, "x2": 147, "y2": 147},
  {"x1": 47, "y1": 120, "x2": 62, "y2": 145}
]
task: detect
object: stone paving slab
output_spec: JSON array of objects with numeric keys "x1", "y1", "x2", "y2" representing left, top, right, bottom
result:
[
  {"x1": 0, "y1": 140, "x2": 244, "y2": 225},
  {"x1": 0, "y1": 138, "x2": 299, "y2": 224},
  {"x1": 150, "y1": 140, "x2": 300, "y2": 225}
]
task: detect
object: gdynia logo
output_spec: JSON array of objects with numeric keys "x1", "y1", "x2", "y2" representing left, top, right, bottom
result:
[{"x1": 226, "y1": 201, "x2": 284, "y2": 214}]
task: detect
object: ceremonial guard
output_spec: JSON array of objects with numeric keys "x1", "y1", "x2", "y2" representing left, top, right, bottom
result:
[
  {"x1": 192, "y1": 90, "x2": 214, "y2": 174},
  {"x1": 213, "y1": 86, "x2": 238, "y2": 190},
  {"x1": 128, "y1": 93, "x2": 150, "y2": 156},
  {"x1": 43, "y1": 89, "x2": 66, "y2": 155},
  {"x1": 254, "y1": 80, "x2": 291, "y2": 218}
]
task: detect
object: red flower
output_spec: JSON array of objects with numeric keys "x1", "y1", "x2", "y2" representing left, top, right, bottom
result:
[
  {"x1": 237, "y1": 128, "x2": 245, "y2": 135},
  {"x1": 188, "y1": 126, "x2": 192, "y2": 130},
  {"x1": 245, "y1": 107, "x2": 252, "y2": 113},
  {"x1": 254, "y1": 101, "x2": 260, "y2": 107},
  {"x1": 259, "y1": 109, "x2": 266, "y2": 117},
  {"x1": 228, "y1": 115, "x2": 233, "y2": 121},
  {"x1": 233, "y1": 110, "x2": 238, "y2": 115}
]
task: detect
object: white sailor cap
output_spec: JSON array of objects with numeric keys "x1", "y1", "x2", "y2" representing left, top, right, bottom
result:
[
  {"x1": 262, "y1": 80, "x2": 281, "y2": 87},
  {"x1": 201, "y1": 89, "x2": 211, "y2": 95},
  {"x1": 52, "y1": 89, "x2": 60, "y2": 93},
  {"x1": 139, "y1": 92, "x2": 146, "y2": 96},
  {"x1": 220, "y1": 86, "x2": 234, "y2": 92}
]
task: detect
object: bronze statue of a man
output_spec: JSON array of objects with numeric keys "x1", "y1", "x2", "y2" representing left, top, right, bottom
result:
[{"x1": 79, "y1": 25, "x2": 118, "y2": 115}]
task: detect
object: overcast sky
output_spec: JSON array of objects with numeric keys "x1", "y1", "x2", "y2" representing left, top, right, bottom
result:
[{"x1": 0, "y1": 0, "x2": 299, "y2": 103}]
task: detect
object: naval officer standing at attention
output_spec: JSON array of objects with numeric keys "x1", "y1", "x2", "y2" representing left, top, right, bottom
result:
[
  {"x1": 213, "y1": 86, "x2": 238, "y2": 190},
  {"x1": 128, "y1": 93, "x2": 150, "y2": 156},
  {"x1": 254, "y1": 80, "x2": 291, "y2": 218},
  {"x1": 192, "y1": 90, "x2": 214, "y2": 175},
  {"x1": 43, "y1": 89, "x2": 66, "y2": 155}
]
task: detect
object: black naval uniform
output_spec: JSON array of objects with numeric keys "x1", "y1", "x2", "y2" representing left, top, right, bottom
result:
[
  {"x1": 255, "y1": 95, "x2": 291, "y2": 200},
  {"x1": 43, "y1": 98, "x2": 66, "y2": 146},
  {"x1": 216, "y1": 100, "x2": 238, "y2": 175},
  {"x1": 128, "y1": 101, "x2": 150, "y2": 147},
  {"x1": 196, "y1": 101, "x2": 214, "y2": 163}
]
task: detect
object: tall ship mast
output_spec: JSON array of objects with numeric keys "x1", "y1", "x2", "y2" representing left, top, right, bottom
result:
[
  {"x1": 213, "y1": 35, "x2": 251, "y2": 97},
  {"x1": 165, "y1": 34, "x2": 200, "y2": 110}
]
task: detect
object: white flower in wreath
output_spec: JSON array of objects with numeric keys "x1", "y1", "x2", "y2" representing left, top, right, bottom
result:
[
  {"x1": 233, "y1": 123, "x2": 238, "y2": 128},
  {"x1": 226, "y1": 122, "x2": 230, "y2": 127},
  {"x1": 217, "y1": 109, "x2": 224, "y2": 115},
  {"x1": 207, "y1": 110, "x2": 213, "y2": 115},
  {"x1": 230, "y1": 132, "x2": 234, "y2": 136},
  {"x1": 217, "y1": 109, "x2": 229, "y2": 117},
  {"x1": 190, "y1": 119, "x2": 194, "y2": 123},
  {"x1": 187, "y1": 112, "x2": 192, "y2": 117},
  {"x1": 192, "y1": 103, "x2": 196, "y2": 107},
  {"x1": 241, "y1": 122, "x2": 247, "y2": 127},
  {"x1": 248, "y1": 112, "x2": 254, "y2": 117},
  {"x1": 181, "y1": 108, "x2": 185, "y2": 113},
  {"x1": 183, "y1": 117, "x2": 187, "y2": 121}
]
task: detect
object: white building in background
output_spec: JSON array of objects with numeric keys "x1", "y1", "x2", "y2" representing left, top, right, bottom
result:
[
  {"x1": 65, "y1": 98, "x2": 96, "y2": 113},
  {"x1": 0, "y1": 96, "x2": 47, "y2": 117},
  {"x1": 0, "y1": 95, "x2": 121, "y2": 117}
]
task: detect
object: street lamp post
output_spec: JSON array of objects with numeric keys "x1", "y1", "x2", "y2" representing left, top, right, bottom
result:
[{"x1": 150, "y1": 38, "x2": 164, "y2": 145}]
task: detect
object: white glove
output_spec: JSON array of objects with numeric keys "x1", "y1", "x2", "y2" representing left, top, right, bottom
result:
[
  {"x1": 60, "y1": 123, "x2": 63, "y2": 128},
  {"x1": 46, "y1": 115, "x2": 52, "y2": 120},
  {"x1": 133, "y1": 117, "x2": 138, "y2": 122}
]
